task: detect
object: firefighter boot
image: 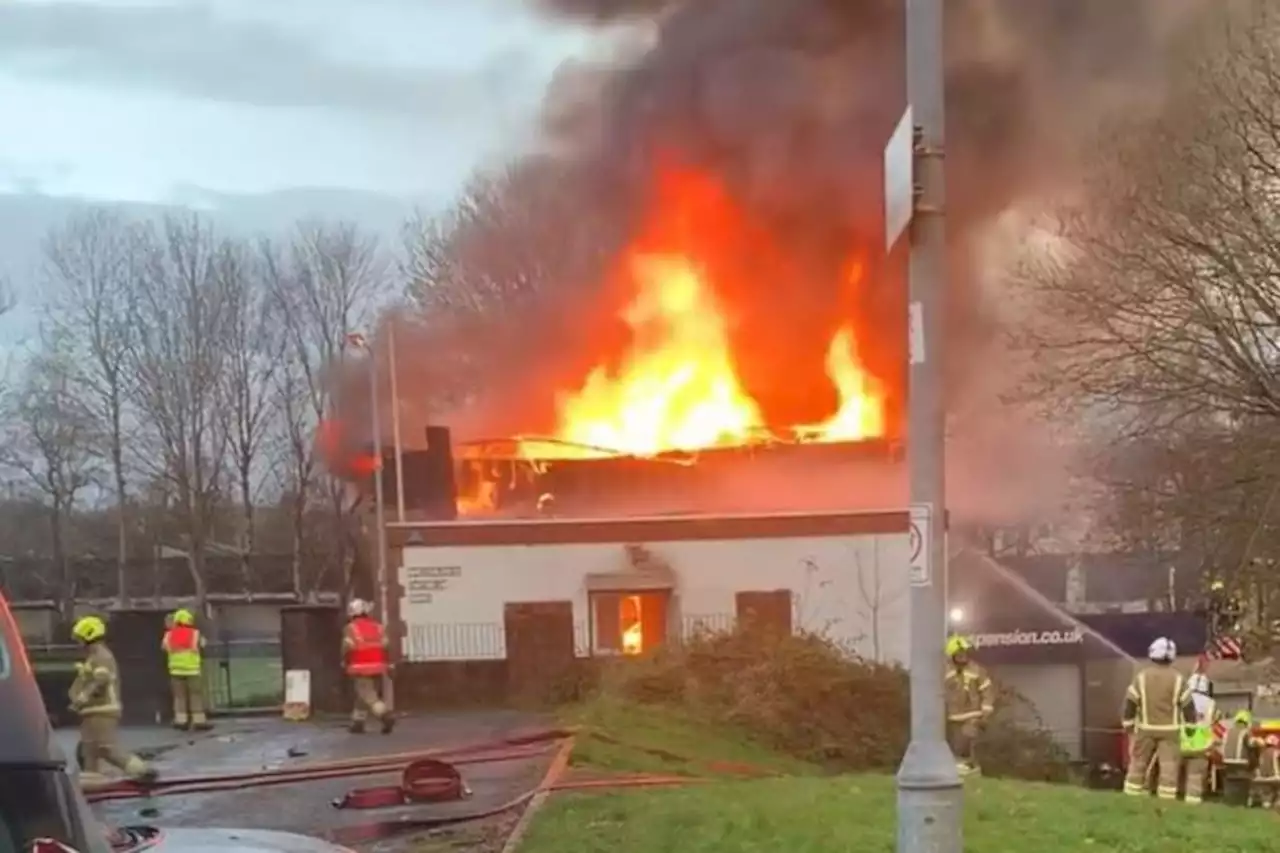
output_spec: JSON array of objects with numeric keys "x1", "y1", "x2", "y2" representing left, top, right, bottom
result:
[
  {"x1": 349, "y1": 719, "x2": 366, "y2": 734},
  {"x1": 380, "y1": 712, "x2": 396, "y2": 735}
]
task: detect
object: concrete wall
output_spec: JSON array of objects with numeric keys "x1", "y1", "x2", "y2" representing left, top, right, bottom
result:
[{"x1": 397, "y1": 512, "x2": 911, "y2": 665}]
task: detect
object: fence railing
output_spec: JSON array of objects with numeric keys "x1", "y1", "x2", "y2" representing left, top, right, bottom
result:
[
  {"x1": 27, "y1": 637, "x2": 283, "y2": 711},
  {"x1": 202, "y1": 637, "x2": 283, "y2": 709},
  {"x1": 403, "y1": 614, "x2": 744, "y2": 662}
]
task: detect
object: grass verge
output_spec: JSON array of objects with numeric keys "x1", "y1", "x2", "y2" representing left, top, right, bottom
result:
[
  {"x1": 561, "y1": 697, "x2": 823, "y2": 778},
  {"x1": 520, "y1": 774, "x2": 1278, "y2": 853}
]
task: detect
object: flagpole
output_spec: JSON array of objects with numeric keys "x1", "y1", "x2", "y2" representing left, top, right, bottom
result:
[{"x1": 388, "y1": 322, "x2": 406, "y2": 522}]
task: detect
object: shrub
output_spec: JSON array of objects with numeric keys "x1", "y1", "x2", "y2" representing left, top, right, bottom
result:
[{"x1": 584, "y1": 624, "x2": 1072, "y2": 780}]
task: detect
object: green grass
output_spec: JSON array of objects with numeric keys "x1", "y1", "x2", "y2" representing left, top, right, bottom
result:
[
  {"x1": 520, "y1": 775, "x2": 1280, "y2": 853},
  {"x1": 560, "y1": 698, "x2": 823, "y2": 778}
]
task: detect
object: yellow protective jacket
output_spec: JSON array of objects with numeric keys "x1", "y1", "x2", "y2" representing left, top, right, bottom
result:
[
  {"x1": 161, "y1": 626, "x2": 206, "y2": 677},
  {"x1": 945, "y1": 663, "x2": 994, "y2": 722},
  {"x1": 1121, "y1": 665, "x2": 1195, "y2": 733},
  {"x1": 68, "y1": 643, "x2": 122, "y2": 717}
]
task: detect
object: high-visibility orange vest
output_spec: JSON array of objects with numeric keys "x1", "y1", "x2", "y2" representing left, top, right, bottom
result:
[
  {"x1": 345, "y1": 617, "x2": 388, "y2": 676},
  {"x1": 163, "y1": 625, "x2": 201, "y2": 676}
]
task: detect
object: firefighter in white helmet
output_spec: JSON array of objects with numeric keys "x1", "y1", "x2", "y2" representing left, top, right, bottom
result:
[
  {"x1": 1179, "y1": 672, "x2": 1220, "y2": 804},
  {"x1": 1121, "y1": 636, "x2": 1197, "y2": 800},
  {"x1": 342, "y1": 598, "x2": 395, "y2": 734}
]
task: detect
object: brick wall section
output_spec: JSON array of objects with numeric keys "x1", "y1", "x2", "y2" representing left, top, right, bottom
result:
[
  {"x1": 280, "y1": 605, "x2": 348, "y2": 714},
  {"x1": 395, "y1": 661, "x2": 509, "y2": 708}
]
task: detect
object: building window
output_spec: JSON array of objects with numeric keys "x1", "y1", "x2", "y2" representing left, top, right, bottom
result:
[{"x1": 591, "y1": 591, "x2": 668, "y2": 656}]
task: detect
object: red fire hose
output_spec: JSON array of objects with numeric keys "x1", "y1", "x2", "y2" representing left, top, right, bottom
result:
[{"x1": 83, "y1": 727, "x2": 710, "y2": 846}]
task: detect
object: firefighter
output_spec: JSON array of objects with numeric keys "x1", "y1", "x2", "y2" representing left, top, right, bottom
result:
[
  {"x1": 1208, "y1": 579, "x2": 1243, "y2": 637},
  {"x1": 1179, "y1": 672, "x2": 1220, "y2": 804},
  {"x1": 68, "y1": 616, "x2": 157, "y2": 783},
  {"x1": 1253, "y1": 733, "x2": 1280, "y2": 808},
  {"x1": 162, "y1": 608, "x2": 211, "y2": 731},
  {"x1": 343, "y1": 598, "x2": 396, "y2": 734},
  {"x1": 1121, "y1": 636, "x2": 1196, "y2": 800},
  {"x1": 943, "y1": 635, "x2": 994, "y2": 776},
  {"x1": 1221, "y1": 709, "x2": 1259, "y2": 805}
]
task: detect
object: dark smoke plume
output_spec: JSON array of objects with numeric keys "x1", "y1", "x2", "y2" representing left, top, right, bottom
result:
[
  {"x1": 510, "y1": 0, "x2": 1207, "y2": 427},
  {"x1": 331, "y1": 0, "x2": 1208, "y2": 499}
]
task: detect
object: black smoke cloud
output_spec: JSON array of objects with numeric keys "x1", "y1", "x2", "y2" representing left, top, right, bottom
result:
[
  {"x1": 506, "y1": 0, "x2": 1206, "y2": 428},
  {"x1": 335, "y1": 0, "x2": 1207, "y2": 469}
]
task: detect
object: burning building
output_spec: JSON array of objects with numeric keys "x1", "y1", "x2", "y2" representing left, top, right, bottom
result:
[{"x1": 314, "y1": 0, "x2": 1212, "y2": 707}]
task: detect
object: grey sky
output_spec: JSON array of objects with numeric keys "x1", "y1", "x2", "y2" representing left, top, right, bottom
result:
[
  {"x1": 0, "y1": 0, "x2": 593, "y2": 202},
  {"x1": 0, "y1": 0, "x2": 603, "y2": 350}
]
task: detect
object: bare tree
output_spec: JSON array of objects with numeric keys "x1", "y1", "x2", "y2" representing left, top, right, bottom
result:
[
  {"x1": 852, "y1": 542, "x2": 905, "y2": 663},
  {"x1": 217, "y1": 239, "x2": 284, "y2": 590},
  {"x1": 1016, "y1": 4, "x2": 1280, "y2": 435},
  {"x1": 128, "y1": 215, "x2": 232, "y2": 606},
  {"x1": 269, "y1": 223, "x2": 386, "y2": 596},
  {"x1": 400, "y1": 159, "x2": 623, "y2": 411},
  {"x1": 0, "y1": 338, "x2": 102, "y2": 620},
  {"x1": 40, "y1": 210, "x2": 140, "y2": 602}
]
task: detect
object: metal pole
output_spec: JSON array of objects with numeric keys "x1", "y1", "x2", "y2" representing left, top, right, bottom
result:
[
  {"x1": 388, "y1": 323, "x2": 406, "y2": 523},
  {"x1": 896, "y1": 0, "x2": 961, "y2": 851},
  {"x1": 368, "y1": 349, "x2": 394, "y2": 708}
]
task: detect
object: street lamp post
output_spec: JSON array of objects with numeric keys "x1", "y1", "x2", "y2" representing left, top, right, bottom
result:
[
  {"x1": 896, "y1": 0, "x2": 962, "y2": 852},
  {"x1": 346, "y1": 332, "x2": 394, "y2": 709}
]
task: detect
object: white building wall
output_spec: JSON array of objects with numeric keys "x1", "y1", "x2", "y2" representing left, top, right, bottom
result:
[{"x1": 400, "y1": 529, "x2": 910, "y2": 665}]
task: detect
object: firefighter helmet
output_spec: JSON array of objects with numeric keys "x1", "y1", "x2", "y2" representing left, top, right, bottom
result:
[
  {"x1": 1147, "y1": 636, "x2": 1176, "y2": 662},
  {"x1": 1187, "y1": 672, "x2": 1213, "y2": 696},
  {"x1": 171, "y1": 608, "x2": 195, "y2": 626},
  {"x1": 1236, "y1": 709, "x2": 1253, "y2": 725},
  {"x1": 347, "y1": 598, "x2": 371, "y2": 618},
  {"x1": 71, "y1": 616, "x2": 106, "y2": 643},
  {"x1": 945, "y1": 635, "x2": 973, "y2": 657}
]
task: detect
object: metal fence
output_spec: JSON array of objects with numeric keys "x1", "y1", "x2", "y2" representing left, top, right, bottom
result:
[
  {"x1": 403, "y1": 613, "x2": 744, "y2": 662},
  {"x1": 28, "y1": 636, "x2": 283, "y2": 712},
  {"x1": 202, "y1": 637, "x2": 283, "y2": 709}
]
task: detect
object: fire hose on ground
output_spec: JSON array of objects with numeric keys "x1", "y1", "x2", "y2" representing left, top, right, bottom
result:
[{"x1": 81, "y1": 727, "x2": 713, "y2": 846}]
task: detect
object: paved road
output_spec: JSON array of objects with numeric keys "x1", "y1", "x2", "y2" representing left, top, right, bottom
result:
[{"x1": 59, "y1": 711, "x2": 553, "y2": 850}]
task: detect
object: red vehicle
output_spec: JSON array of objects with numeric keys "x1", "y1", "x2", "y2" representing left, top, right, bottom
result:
[{"x1": 0, "y1": 592, "x2": 356, "y2": 853}]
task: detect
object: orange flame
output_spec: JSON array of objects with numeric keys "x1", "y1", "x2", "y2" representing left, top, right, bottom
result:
[
  {"x1": 557, "y1": 254, "x2": 764, "y2": 456},
  {"x1": 621, "y1": 594, "x2": 644, "y2": 655},
  {"x1": 553, "y1": 169, "x2": 886, "y2": 457}
]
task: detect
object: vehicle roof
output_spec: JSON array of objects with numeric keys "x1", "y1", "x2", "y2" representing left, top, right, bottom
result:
[{"x1": 0, "y1": 593, "x2": 62, "y2": 765}]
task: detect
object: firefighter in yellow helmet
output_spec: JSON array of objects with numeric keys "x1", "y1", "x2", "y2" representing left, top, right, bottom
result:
[
  {"x1": 1121, "y1": 636, "x2": 1196, "y2": 800},
  {"x1": 68, "y1": 616, "x2": 157, "y2": 784},
  {"x1": 162, "y1": 608, "x2": 211, "y2": 732},
  {"x1": 1220, "y1": 709, "x2": 1259, "y2": 806},
  {"x1": 1179, "y1": 672, "x2": 1220, "y2": 804},
  {"x1": 944, "y1": 635, "x2": 994, "y2": 776}
]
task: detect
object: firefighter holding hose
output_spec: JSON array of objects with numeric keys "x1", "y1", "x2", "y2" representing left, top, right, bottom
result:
[
  {"x1": 944, "y1": 635, "x2": 994, "y2": 776},
  {"x1": 68, "y1": 616, "x2": 157, "y2": 783},
  {"x1": 343, "y1": 598, "x2": 396, "y2": 734},
  {"x1": 1121, "y1": 636, "x2": 1197, "y2": 800},
  {"x1": 162, "y1": 608, "x2": 211, "y2": 731}
]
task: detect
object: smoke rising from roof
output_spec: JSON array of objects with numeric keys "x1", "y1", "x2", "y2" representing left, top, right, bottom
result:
[{"x1": 335, "y1": 0, "x2": 1211, "y2": 525}]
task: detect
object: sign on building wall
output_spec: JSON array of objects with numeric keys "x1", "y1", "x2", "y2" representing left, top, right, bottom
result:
[{"x1": 404, "y1": 564, "x2": 462, "y2": 606}]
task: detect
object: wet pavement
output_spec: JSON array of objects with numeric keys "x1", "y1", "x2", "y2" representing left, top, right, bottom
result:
[{"x1": 58, "y1": 711, "x2": 554, "y2": 852}]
